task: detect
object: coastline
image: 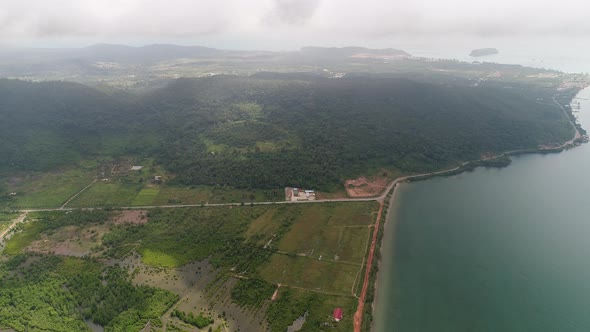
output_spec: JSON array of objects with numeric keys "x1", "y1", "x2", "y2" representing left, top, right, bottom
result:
[
  {"x1": 370, "y1": 180, "x2": 402, "y2": 329},
  {"x1": 363, "y1": 86, "x2": 589, "y2": 332}
]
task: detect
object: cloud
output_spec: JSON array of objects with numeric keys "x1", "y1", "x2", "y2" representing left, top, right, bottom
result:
[
  {"x1": 0, "y1": 0, "x2": 588, "y2": 45},
  {"x1": 0, "y1": 0, "x2": 253, "y2": 38},
  {"x1": 265, "y1": 0, "x2": 322, "y2": 25},
  {"x1": 310, "y1": 0, "x2": 590, "y2": 38}
]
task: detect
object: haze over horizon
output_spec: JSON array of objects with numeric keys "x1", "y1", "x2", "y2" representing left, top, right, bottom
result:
[{"x1": 0, "y1": 0, "x2": 588, "y2": 51}]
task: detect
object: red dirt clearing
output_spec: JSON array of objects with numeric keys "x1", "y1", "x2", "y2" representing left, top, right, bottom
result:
[
  {"x1": 345, "y1": 176, "x2": 388, "y2": 198},
  {"x1": 354, "y1": 201, "x2": 384, "y2": 332}
]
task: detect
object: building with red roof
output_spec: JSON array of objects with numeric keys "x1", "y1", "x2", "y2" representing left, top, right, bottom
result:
[{"x1": 333, "y1": 307, "x2": 343, "y2": 322}]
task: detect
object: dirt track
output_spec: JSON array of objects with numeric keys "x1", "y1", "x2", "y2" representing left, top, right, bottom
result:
[
  {"x1": 0, "y1": 212, "x2": 27, "y2": 241},
  {"x1": 353, "y1": 201, "x2": 384, "y2": 332}
]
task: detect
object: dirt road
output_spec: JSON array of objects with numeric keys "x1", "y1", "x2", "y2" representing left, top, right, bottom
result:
[
  {"x1": 353, "y1": 201, "x2": 384, "y2": 332},
  {"x1": 0, "y1": 212, "x2": 27, "y2": 241},
  {"x1": 60, "y1": 178, "x2": 97, "y2": 209},
  {"x1": 553, "y1": 95, "x2": 581, "y2": 142}
]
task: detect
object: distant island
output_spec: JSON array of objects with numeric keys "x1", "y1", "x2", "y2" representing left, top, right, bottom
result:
[
  {"x1": 300, "y1": 46, "x2": 410, "y2": 59},
  {"x1": 470, "y1": 48, "x2": 499, "y2": 57}
]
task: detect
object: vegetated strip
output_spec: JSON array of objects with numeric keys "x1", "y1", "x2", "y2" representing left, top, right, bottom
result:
[
  {"x1": 11, "y1": 139, "x2": 582, "y2": 215},
  {"x1": 352, "y1": 224, "x2": 374, "y2": 298}
]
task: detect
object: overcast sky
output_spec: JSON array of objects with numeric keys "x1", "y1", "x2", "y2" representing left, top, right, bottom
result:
[{"x1": 0, "y1": 0, "x2": 588, "y2": 50}]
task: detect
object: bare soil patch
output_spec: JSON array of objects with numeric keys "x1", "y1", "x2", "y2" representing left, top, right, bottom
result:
[
  {"x1": 112, "y1": 210, "x2": 148, "y2": 225},
  {"x1": 27, "y1": 224, "x2": 109, "y2": 257},
  {"x1": 345, "y1": 176, "x2": 388, "y2": 198},
  {"x1": 480, "y1": 152, "x2": 496, "y2": 160}
]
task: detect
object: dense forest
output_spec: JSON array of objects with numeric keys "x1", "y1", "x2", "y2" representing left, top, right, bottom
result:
[{"x1": 0, "y1": 73, "x2": 576, "y2": 190}]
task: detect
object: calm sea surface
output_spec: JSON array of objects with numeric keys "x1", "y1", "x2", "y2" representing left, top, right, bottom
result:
[{"x1": 374, "y1": 56, "x2": 590, "y2": 331}]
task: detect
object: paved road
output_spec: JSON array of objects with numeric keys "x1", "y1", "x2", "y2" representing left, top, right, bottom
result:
[
  {"x1": 553, "y1": 95, "x2": 581, "y2": 142},
  {"x1": 11, "y1": 163, "x2": 501, "y2": 213},
  {"x1": 15, "y1": 145, "x2": 578, "y2": 214},
  {"x1": 19, "y1": 196, "x2": 380, "y2": 213}
]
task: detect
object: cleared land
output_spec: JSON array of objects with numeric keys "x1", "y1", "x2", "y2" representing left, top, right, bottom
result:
[
  {"x1": 259, "y1": 254, "x2": 360, "y2": 294},
  {"x1": 67, "y1": 181, "x2": 142, "y2": 207},
  {"x1": 0, "y1": 202, "x2": 378, "y2": 331},
  {"x1": 2, "y1": 169, "x2": 94, "y2": 208},
  {"x1": 2, "y1": 171, "x2": 285, "y2": 209}
]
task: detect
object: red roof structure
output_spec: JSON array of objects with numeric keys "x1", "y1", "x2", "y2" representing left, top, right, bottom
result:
[{"x1": 333, "y1": 308, "x2": 343, "y2": 322}]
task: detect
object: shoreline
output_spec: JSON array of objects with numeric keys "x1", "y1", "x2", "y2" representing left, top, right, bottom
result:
[
  {"x1": 364, "y1": 86, "x2": 589, "y2": 332},
  {"x1": 370, "y1": 180, "x2": 402, "y2": 327}
]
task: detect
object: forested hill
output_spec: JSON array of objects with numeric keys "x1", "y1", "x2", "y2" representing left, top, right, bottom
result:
[
  {"x1": 0, "y1": 79, "x2": 144, "y2": 170},
  {"x1": 0, "y1": 74, "x2": 576, "y2": 190}
]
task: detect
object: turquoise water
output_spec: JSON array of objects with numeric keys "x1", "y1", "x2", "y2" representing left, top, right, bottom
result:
[{"x1": 374, "y1": 87, "x2": 590, "y2": 331}]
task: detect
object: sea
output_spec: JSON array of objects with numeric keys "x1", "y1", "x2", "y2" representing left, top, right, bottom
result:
[{"x1": 373, "y1": 44, "x2": 590, "y2": 331}]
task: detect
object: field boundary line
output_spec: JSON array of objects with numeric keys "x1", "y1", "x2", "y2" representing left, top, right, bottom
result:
[
  {"x1": 352, "y1": 224, "x2": 373, "y2": 298},
  {"x1": 273, "y1": 251, "x2": 362, "y2": 266},
  {"x1": 60, "y1": 178, "x2": 97, "y2": 209},
  {"x1": 281, "y1": 284, "x2": 352, "y2": 297}
]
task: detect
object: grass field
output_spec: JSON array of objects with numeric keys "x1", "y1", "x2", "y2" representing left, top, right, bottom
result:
[
  {"x1": 140, "y1": 248, "x2": 182, "y2": 267},
  {"x1": 67, "y1": 181, "x2": 142, "y2": 207},
  {"x1": 3, "y1": 169, "x2": 94, "y2": 208},
  {"x1": 64, "y1": 184, "x2": 285, "y2": 208},
  {"x1": 3, "y1": 220, "x2": 43, "y2": 255},
  {"x1": 258, "y1": 254, "x2": 359, "y2": 294},
  {"x1": 279, "y1": 223, "x2": 371, "y2": 263},
  {"x1": 131, "y1": 187, "x2": 160, "y2": 206},
  {"x1": 3, "y1": 165, "x2": 282, "y2": 209},
  {"x1": 151, "y1": 186, "x2": 211, "y2": 205},
  {"x1": 244, "y1": 209, "x2": 281, "y2": 245},
  {"x1": 152, "y1": 185, "x2": 284, "y2": 205},
  {"x1": 276, "y1": 202, "x2": 376, "y2": 263},
  {"x1": 268, "y1": 287, "x2": 357, "y2": 332}
]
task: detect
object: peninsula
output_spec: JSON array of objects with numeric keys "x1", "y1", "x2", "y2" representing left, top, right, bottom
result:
[{"x1": 470, "y1": 47, "x2": 500, "y2": 57}]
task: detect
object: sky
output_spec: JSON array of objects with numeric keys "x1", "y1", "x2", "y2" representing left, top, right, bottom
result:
[{"x1": 0, "y1": 0, "x2": 588, "y2": 50}]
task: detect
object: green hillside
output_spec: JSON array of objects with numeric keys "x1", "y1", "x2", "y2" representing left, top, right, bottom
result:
[{"x1": 0, "y1": 74, "x2": 576, "y2": 191}]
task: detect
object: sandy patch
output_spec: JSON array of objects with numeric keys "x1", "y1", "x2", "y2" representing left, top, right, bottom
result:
[
  {"x1": 112, "y1": 210, "x2": 148, "y2": 225},
  {"x1": 345, "y1": 176, "x2": 389, "y2": 198}
]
